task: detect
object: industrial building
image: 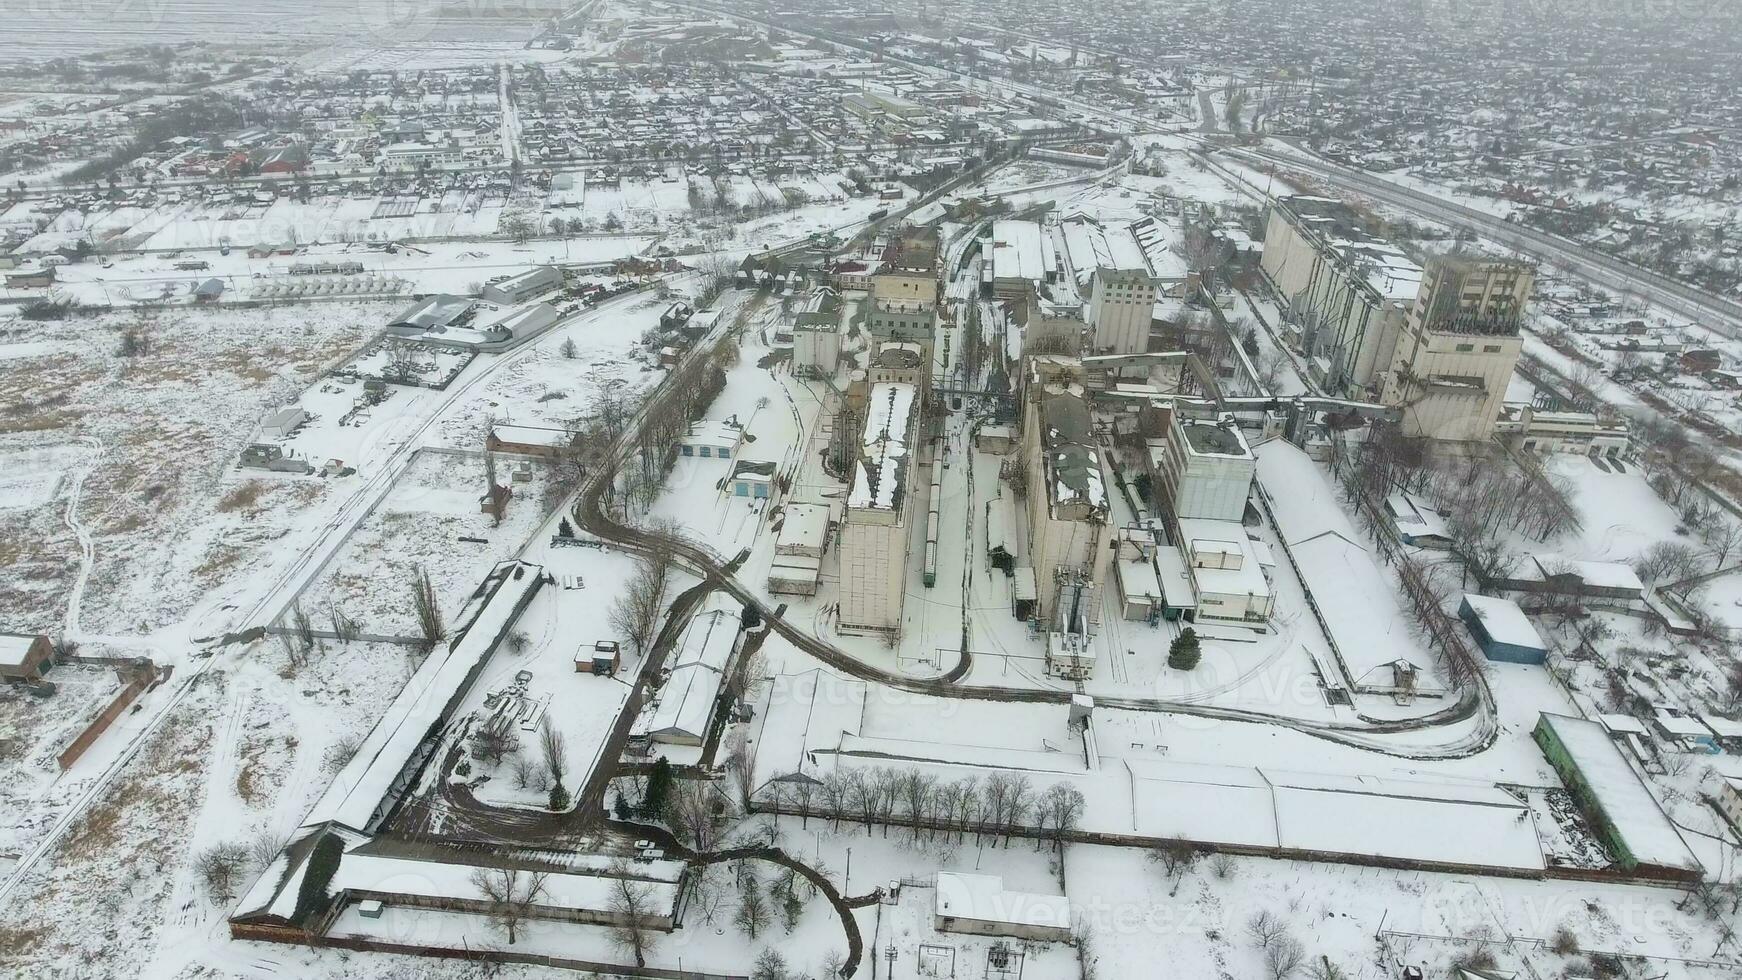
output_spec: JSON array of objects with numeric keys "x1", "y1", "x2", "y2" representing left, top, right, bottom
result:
[
  {"x1": 1382, "y1": 255, "x2": 1533, "y2": 441},
  {"x1": 1458, "y1": 593, "x2": 1547, "y2": 665},
  {"x1": 1087, "y1": 266, "x2": 1157, "y2": 355},
  {"x1": 988, "y1": 219, "x2": 1056, "y2": 299},
  {"x1": 480, "y1": 265, "x2": 562, "y2": 305},
  {"x1": 837, "y1": 382, "x2": 919, "y2": 635},
  {"x1": 791, "y1": 290, "x2": 846, "y2": 377},
  {"x1": 768, "y1": 501, "x2": 831, "y2": 596},
  {"x1": 636, "y1": 595, "x2": 744, "y2": 747},
  {"x1": 1493, "y1": 405, "x2": 1630, "y2": 457},
  {"x1": 1532, "y1": 713, "x2": 1702, "y2": 882},
  {"x1": 1150, "y1": 412, "x2": 1255, "y2": 523},
  {"x1": 1260, "y1": 196, "x2": 1421, "y2": 399},
  {"x1": 1019, "y1": 360, "x2": 1111, "y2": 637},
  {"x1": 933, "y1": 873, "x2": 1073, "y2": 944}
]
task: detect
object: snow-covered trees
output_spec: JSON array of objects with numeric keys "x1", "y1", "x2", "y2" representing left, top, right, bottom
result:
[{"x1": 469, "y1": 867, "x2": 548, "y2": 945}]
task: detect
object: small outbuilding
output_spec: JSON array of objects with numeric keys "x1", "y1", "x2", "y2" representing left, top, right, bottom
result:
[
  {"x1": 0, "y1": 632, "x2": 53, "y2": 682},
  {"x1": 260, "y1": 406, "x2": 308, "y2": 441},
  {"x1": 577, "y1": 641, "x2": 620, "y2": 676},
  {"x1": 1458, "y1": 594, "x2": 1547, "y2": 665},
  {"x1": 933, "y1": 872, "x2": 1072, "y2": 943}
]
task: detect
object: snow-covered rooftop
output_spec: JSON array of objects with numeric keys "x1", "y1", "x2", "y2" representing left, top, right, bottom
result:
[
  {"x1": 0, "y1": 632, "x2": 41, "y2": 667},
  {"x1": 934, "y1": 872, "x2": 1071, "y2": 933},
  {"x1": 303, "y1": 561, "x2": 543, "y2": 834},
  {"x1": 1536, "y1": 713, "x2": 1701, "y2": 873},
  {"x1": 1461, "y1": 593, "x2": 1545, "y2": 651},
  {"x1": 847, "y1": 382, "x2": 915, "y2": 512}
]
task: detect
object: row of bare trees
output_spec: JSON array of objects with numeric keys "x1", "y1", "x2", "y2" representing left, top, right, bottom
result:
[{"x1": 760, "y1": 766, "x2": 1086, "y2": 853}]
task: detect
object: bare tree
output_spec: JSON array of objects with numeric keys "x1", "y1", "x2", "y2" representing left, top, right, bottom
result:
[
  {"x1": 469, "y1": 867, "x2": 549, "y2": 944},
  {"x1": 1701, "y1": 520, "x2": 1742, "y2": 570},
  {"x1": 540, "y1": 718, "x2": 568, "y2": 790},
  {"x1": 1246, "y1": 909, "x2": 1286, "y2": 950},
  {"x1": 1147, "y1": 837, "x2": 1196, "y2": 895},
  {"x1": 1264, "y1": 936, "x2": 1306, "y2": 980},
  {"x1": 1038, "y1": 782, "x2": 1086, "y2": 853},
  {"x1": 669, "y1": 779, "x2": 726, "y2": 852},
  {"x1": 608, "y1": 544, "x2": 674, "y2": 656},
  {"x1": 471, "y1": 723, "x2": 518, "y2": 766},
  {"x1": 735, "y1": 874, "x2": 770, "y2": 940},
  {"x1": 196, "y1": 842, "x2": 251, "y2": 903},
  {"x1": 607, "y1": 861, "x2": 660, "y2": 966},
  {"x1": 382, "y1": 338, "x2": 423, "y2": 384}
]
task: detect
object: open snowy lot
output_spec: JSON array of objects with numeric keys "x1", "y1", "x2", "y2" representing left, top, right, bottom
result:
[{"x1": 0, "y1": 300, "x2": 390, "y2": 635}]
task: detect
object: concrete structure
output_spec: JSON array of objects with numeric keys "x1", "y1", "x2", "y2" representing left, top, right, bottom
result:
[
  {"x1": 1152, "y1": 412, "x2": 1254, "y2": 523},
  {"x1": 677, "y1": 421, "x2": 743, "y2": 461},
  {"x1": 934, "y1": 872, "x2": 1072, "y2": 944},
  {"x1": 1087, "y1": 266, "x2": 1157, "y2": 354},
  {"x1": 1494, "y1": 405, "x2": 1630, "y2": 457},
  {"x1": 1721, "y1": 777, "x2": 1742, "y2": 832},
  {"x1": 1260, "y1": 196, "x2": 1420, "y2": 398},
  {"x1": 1459, "y1": 594, "x2": 1547, "y2": 665},
  {"x1": 989, "y1": 219, "x2": 1055, "y2": 299},
  {"x1": 870, "y1": 233, "x2": 939, "y2": 311},
  {"x1": 1177, "y1": 518, "x2": 1274, "y2": 623},
  {"x1": 481, "y1": 266, "x2": 562, "y2": 305},
  {"x1": 1533, "y1": 713, "x2": 1702, "y2": 882},
  {"x1": 792, "y1": 291, "x2": 844, "y2": 377},
  {"x1": 1382, "y1": 256, "x2": 1533, "y2": 440},
  {"x1": 868, "y1": 342, "x2": 928, "y2": 390},
  {"x1": 0, "y1": 632, "x2": 52, "y2": 682},
  {"x1": 1021, "y1": 365, "x2": 1111, "y2": 631},
  {"x1": 838, "y1": 383, "x2": 918, "y2": 635},
  {"x1": 769, "y1": 501, "x2": 830, "y2": 596}
]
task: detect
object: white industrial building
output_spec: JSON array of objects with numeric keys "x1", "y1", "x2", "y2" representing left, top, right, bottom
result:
[
  {"x1": 1151, "y1": 413, "x2": 1255, "y2": 523},
  {"x1": 1087, "y1": 266, "x2": 1157, "y2": 355},
  {"x1": 637, "y1": 595, "x2": 743, "y2": 746},
  {"x1": 481, "y1": 266, "x2": 563, "y2": 305},
  {"x1": 1176, "y1": 518, "x2": 1274, "y2": 623},
  {"x1": 1260, "y1": 195, "x2": 1421, "y2": 399},
  {"x1": 768, "y1": 501, "x2": 831, "y2": 596},
  {"x1": 838, "y1": 383, "x2": 918, "y2": 635},
  {"x1": 1494, "y1": 404, "x2": 1630, "y2": 457},
  {"x1": 988, "y1": 219, "x2": 1056, "y2": 299},
  {"x1": 934, "y1": 873, "x2": 1073, "y2": 944}
]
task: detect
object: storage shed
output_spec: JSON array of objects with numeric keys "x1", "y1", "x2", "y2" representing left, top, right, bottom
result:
[{"x1": 1458, "y1": 594, "x2": 1547, "y2": 665}]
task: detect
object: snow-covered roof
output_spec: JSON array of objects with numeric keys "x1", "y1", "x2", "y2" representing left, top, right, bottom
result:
[
  {"x1": 847, "y1": 382, "x2": 915, "y2": 512},
  {"x1": 1385, "y1": 492, "x2": 1450, "y2": 541},
  {"x1": 990, "y1": 219, "x2": 1049, "y2": 284},
  {"x1": 491, "y1": 422, "x2": 572, "y2": 448},
  {"x1": 1256, "y1": 441, "x2": 1436, "y2": 688},
  {"x1": 0, "y1": 632, "x2": 43, "y2": 667},
  {"x1": 934, "y1": 873, "x2": 1071, "y2": 933},
  {"x1": 1461, "y1": 593, "x2": 1545, "y2": 652},
  {"x1": 1536, "y1": 713, "x2": 1701, "y2": 872},
  {"x1": 644, "y1": 601, "x2": 741, "y2": 741},
  {"x1": 751, "y1": 669, "x2": 866, "y2": 789},
  {"x1": 335, "y1": 850, "x2": 682, "y2": 918},
  {"x1": 775, "y1": 502, "x2": 830, "y2": 554},
  {"x1": 1651, "y1": 707, "x2": 1711, "y2": 739},
  {"x1": 303, "y1": 562, "x2": 543, "y2": 833}
]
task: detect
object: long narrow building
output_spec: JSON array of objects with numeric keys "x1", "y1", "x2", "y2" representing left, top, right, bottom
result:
[{"x1": 837, "y1": 382, "x2": 918, "y2": 635}]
